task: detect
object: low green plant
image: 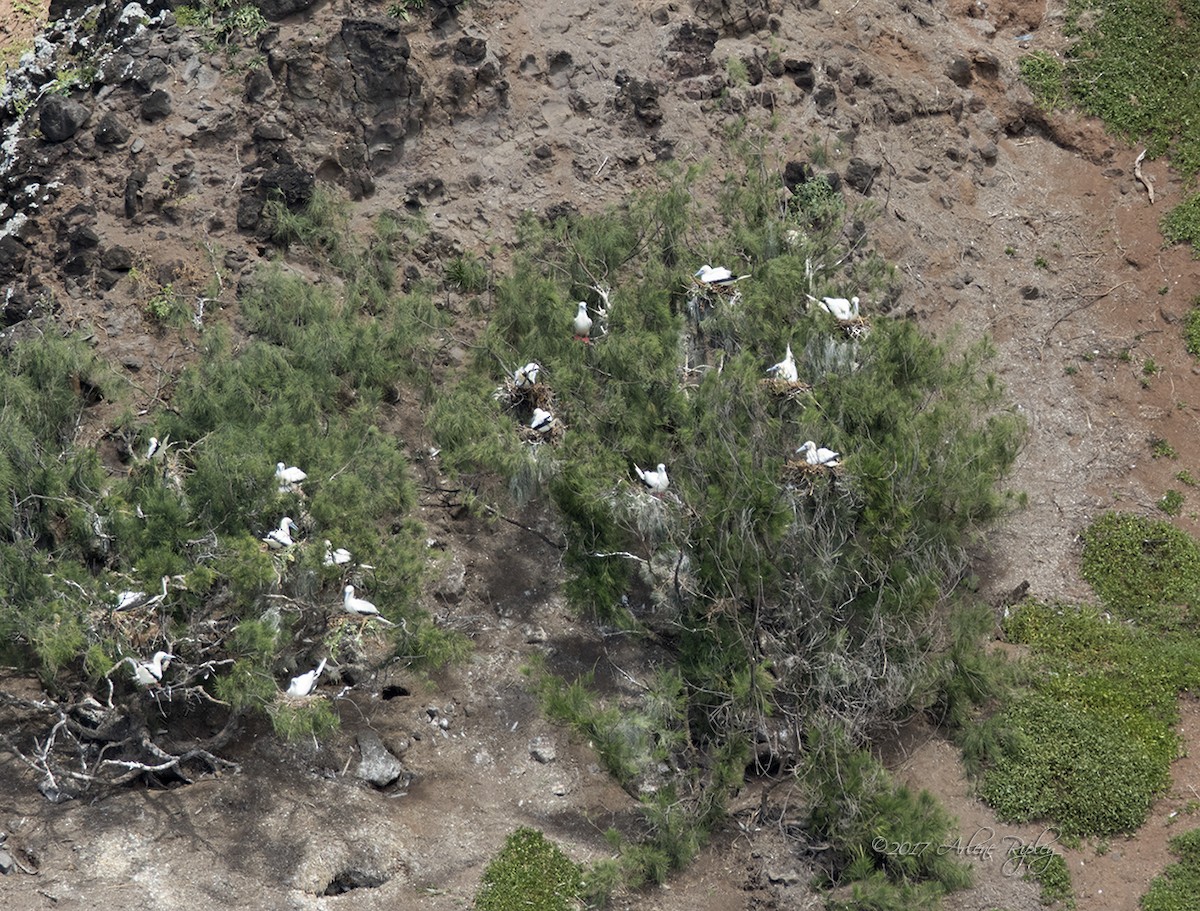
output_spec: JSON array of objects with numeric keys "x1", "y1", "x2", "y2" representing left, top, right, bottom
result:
[
  {"x1": 475, "y1": 828, "x2": 582, "y2": 911},
  {"x1": 445, "y1": 253, "x2": 490, "y2": 294},
  {"x1": 1142, "y1": 827, "x2": 1200, "y2": 911},
  {"x1": 1160, "y1": 489, "x2": 1185, "y2": 516},
  {"x1": 1034, "y1": 255, "x2": 1049, "y2": 269},
  {"x1": 1018, "y1": 50, "x2": 1067, "y2": 110},
  {"x1": 726, "y1": 56, "x2": 749, "y2": 87},
  {"x1": 1177, "y1": 469, "x2": 1197, "y2": 487},
  {"x1": 1152, "y1": 437, "x2": 1178, "y2": 459},
  {"x1": 1008, "y1": 845, "x2": 1074, "y2": 908},
  {"x1": 1081, "y1": 512, "x2": 1200, "y2": 618},
  {"x1": 1184, "y1": 300, "x2": 1200, "y2": 357},
  {"x1": 1144, "y1": 356, "x2": 1162, "y2": 376}
]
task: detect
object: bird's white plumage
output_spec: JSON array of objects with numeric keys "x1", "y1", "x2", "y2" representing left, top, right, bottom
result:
[
  {"x1": 343, "y1": 584, "x2": 380, "y2": 617},
  {"x1": 573, "y1": 301, "x2": 593, "y2": 339},
  {"x1": 323, "y1": 539, "x2": 352, "y2": 566},
  {"x1": 817, "y1": 296, "x2": 860, "y2": 321},
  {"x1": 276, "y1": 461, "x2": 307, "y2": 493},
  {"x1": 115, "y1": 590, "x2": 146, "y2": 611},
  {"x1": 530, "y1": 407, "x2": 555, "y2": 433},
  {"x1": 130, "y1": 651, "x2": 173, "y2": 687},
  {"x1": 798, "y1": 440, "x2": 840, "y2": 467},
  {"x1": 635, "y1": 462, "x2": 669, "y2": 494},
  {"x1": 694, "y1": 264, "x2": 734, "y2": 284},
  {"x1": 145, "y1": 437, "x2": 160, "y2": 460},
  {"x1": 287, "y1": 657, "x2": 327, "y2": 697},
  {"x1": 514, "y1": 362, "x2": 541, "y2": 388},
  {"x1": 767, "y1": 344, "x2": 798, "y2": 383},
  {"x1": 264, "y1": 516, "x2": 298, "y2": 549}
]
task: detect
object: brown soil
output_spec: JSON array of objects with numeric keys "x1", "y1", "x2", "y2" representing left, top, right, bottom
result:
[{"x1": 2, "y1": 0, "x2": 1200, "y2": 908}]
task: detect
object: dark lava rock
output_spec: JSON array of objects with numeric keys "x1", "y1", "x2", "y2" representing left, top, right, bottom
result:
[
  {"x1": 94, "y1": 112, "x2": 131, "y2": 146},
  {"x1": 101, "y1": 245, "x2": 134, "y2": 271},
  {"x1": 134, "y1": 58, "x2": 169, "y2": 91},
  {"x1": 813, "y1": 83, "x2": 837, "y2": 115},
  {"x1": 140, "y1": 89, "x2": 172, "y2": 122},
  {"x1": 844, "y1": 157, "x2": 880, "y2": 194},
  {"x1": 945, "y1": 56, "x2": 972, "y2": 87},
  {"x1": 39, "y1": 96, "x2": 91, "y2": 142},
  {"x1": 124, "y1": 171, "x2": 147, "y2": 218},
  {"x1": 783, "y1": 160, "x2": 815, "y2": 191},
  {"x1": 614, "y1": 70, "x2": 662, "y2": 127},
  {"x1": 260, "y1": 163, "x2": 315, "y2": 209},
  {"x1": 256, "y1": 0, "x2": 320, "y2": 20},
  {"x1": 0, "y1": 236, "x2": 27, "y2": 279},
  {"x1": 454, "y1": 36, "x2": 487, "y2": 65}
]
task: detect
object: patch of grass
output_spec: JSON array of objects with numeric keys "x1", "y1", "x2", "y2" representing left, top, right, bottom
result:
[
  {"x1": 1080, "y1": 512, "x2": 1200, "y2": 619},
  {"x1": 1008, "y1": 845, "x2": 1074, "y2": 909},
  {"x1": 1142, "y1": 827, "x2": 1200, "y2": 911},
  {"x1": 1152, "y1": 437, "x2": 1178, "y2": 459},
  {"x1": 475, "y1": 828, "x2": 582, "y2": 911},
  {"x1": 1144, "y1": 356, "x2": 1162, "y2": 376},
  {"x1": 445, "y1": 253, "x2": 490, "y2": 294},
  {"x1": 1018, "y1": 50, "x2": 1068, "y2": 110},
  {"x1": 1186, "y1": 300, "x2": 1200, "y2": 357},
  {"x1": 1160, "y1": 489, "x2": 1185, "y2": 516},
  {"x1": 1164, "y1": 193, "x2": 1200, "y2": 252},
  {"x1": 1177, "y1": 469, "x2": 1197, "y2": 487}
]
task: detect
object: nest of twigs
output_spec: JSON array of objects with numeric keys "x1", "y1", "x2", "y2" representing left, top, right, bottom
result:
[
  {"x1": 761, "y1": 378, "x2": 814, "y2": 399},
  {"x1": 838, "y1": 316, "x2": 871, "y2": 339},
  {"x1": 497, "y1": 380, "x2": 564, "y2": 444},
  {"x1": 781, "y1": 458, "x2": 840, "y2": 493}
]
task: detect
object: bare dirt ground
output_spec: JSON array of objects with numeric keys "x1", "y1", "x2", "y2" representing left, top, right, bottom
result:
[{"x1": 2, "y1": 0, "x2": 1200, "y2": 908}]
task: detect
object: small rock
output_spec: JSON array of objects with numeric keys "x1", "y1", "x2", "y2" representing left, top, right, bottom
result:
[
  {"x1": 94, "y1": 112, "x2": 131, "y2": 146},
  {"x1": 843, "y1": 157, "x2": 880, "y2": 194},
  {"x1": 39, "y1": 96, "x2": 91, "y2": 142},
  {"x1": 101, "y1": 245, "x2": 134, "y2": 271},
  {"x1": 529, "y1": 736, "x2": 557, "y2": 763},
  {"x1": 433, "y1": 555, "x2": 466, "y2": 603},
  {"x1": 945, "y1": 56, "x2": 972, "y2": 87},
  {"x1": 0, "y1": 847, "x2": 14, "y2": 874},
  {"x1": 253, "y1": 121, "x2": 288, "y2": 141},
  {"x1": 140, "y1": 89, "x2": 172, "y2": 122},
  {"x1": 355, "y1": 731, "x2": 406, "y2": 788},
  {"x1": 766, "y1": 868, "x2": 802, "y2": 886},
  {"x1": 134, "y1": 58, "x2": 168, "y2": 91}
]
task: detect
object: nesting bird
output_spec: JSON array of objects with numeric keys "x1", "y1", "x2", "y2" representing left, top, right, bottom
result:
[
  {"x1": 514, "y1": 362, "x2": 541, "y2": 389},
  {"x1": 816, "y1": 296, "x2": 860, "y2": 321},
  {"x1": 115, "y1": 589, "x2": 147, "y2": 611},
  {"x1": 530, "y1": 407, "x2": 555, "y2": 434},
  {"x1": 145, "y1": 437, "x2": 160, "y2": 460},
  {"x1": 635, "y1": 463, "x2": 670, "y2": 495},
  {"x1": 323, "y1": 540, "x2": 352, "y2": 567},
  {"x1": 129, "y1": 651, "x2": 173, "y2": 687},
  {"x1": 286, "y1": 657, "x2": 327, "y2": 697},
  {"x1": 766, "y1": 344, "x2": 798, "y2": 383},
  {"x1": 264, "y1": 516, "x2": 299, "y2": 549},
  {"x1": 694, "y1": 264, "x2": 734, "y2": 285},
  {"x1": 343, "y1": 584, "x2": 381, "y2": 617},
  {"x1": 573, "y1": 301, "x2": 593, "y2": 341},
  {"x1": 276, "y1": 461, "x2": 308, "y2": 494},
  {"x1": 797, "y1": 440, "x2": 841, "y2": 467}
]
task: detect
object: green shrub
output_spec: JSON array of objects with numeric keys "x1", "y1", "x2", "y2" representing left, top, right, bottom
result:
[
  {"x1": 1008, "y1": 845, "x2": 1074, "y2": 908},
  {"x1": 1142, "y1": 827, "x2": 1200, "y2": 911},
  {"x1": 1081, "y1": 512, "x2": 1200, "y2": 621},
  {"x1": 1186, "y1": 300, "x2": 1200, "y2": 357},
  {"x1": 1019, "y1": 51, "x2": 1068, "y2": 110},
  {"x1": 475, "y1": 828, "x2": 582, "y2": 911}
]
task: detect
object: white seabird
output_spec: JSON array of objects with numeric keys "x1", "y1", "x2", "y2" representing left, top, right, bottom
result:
[
  {"x1": 817, "y1": 296, "x2": 860, "y2": 321},
  {"x1": 635, "y1": 463, "x2": 669, "y2": 495},
  {"x1": 766, "y1": 344, "x2": 798, "y2": 383},
  {"x1": 145, "y1": 437, "x2": 160, "y2": 460},
  {"x1": 514, "y1": 362, "x2": 541, "y2": 388},
  {"x1": 573, "y1": 301, "x2": 593, "y2": 340},
  {"x1": 797, "y1": 440, "x2": 841, "y2": 467},
  {"x1": 343, "y1": 584, "x2": 381, "y2": 617},
  {"x1": 129, "y1": 650, "x2": 173, "y2": 687},
  {"x1": 530, "y1": 407, "x2": 555, "y2": 434},
  {"x1": 115, "y1": 589, "x2": 147, "y2": 611},
  {"x1": 694, "y1": 264, "x2": 734, "y2": 284},
  {"x1": 276, "y1": 461, "x2": 308, "y2": 493},
  {"x1": 286, "y1": 657, "x2": 327, "y2": 697},
  {"x1": 323, "y1": 540, "x2": 352, "y2": 566},
  {"x1": 264, "y1": 516, "x2": 298, "y2": 549}
]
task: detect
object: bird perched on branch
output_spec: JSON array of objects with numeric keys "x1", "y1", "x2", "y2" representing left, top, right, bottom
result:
[
  {"x1": 814, "y1": 295, "x2": 860, "y2": 321},
  {"x1": 513, "y1": 362, "x2": 541, "y2": 389},
  {"x1": 766, "y1": 344, "x2": 798, "y2": 383},
  {"x1": 573, "y1": 301, "x2": 593, "y2": 341},
  {"x1": 275, "y1": 461, "x2": 307, "y2": 494},
  {"x1": 797, "y1": 440, "x2": 840, "y2": 467},
  {"x1": 530, "y1": 407, "x2": 555, "y2": 434},
  {"x1": 343, "y1": 584, "x2": 381, "y2": 617},
  {"x1": 128, "y1": 651, "x2": 173, "y2": 687},
  {"x1": 286, "y1": 658, "x2": 327, "y2": 697},
  {"x1": 264, "y1": 516, "x2": 299, "y2": 549},
  {"x1": 145, "y1": 436, "x2": 161, "y2": 460},
  {"x1": 323, "y1": 539, "x2": 352, "y2": 567},
  {"x1": 635, "y1": 463, "x2": 670, "y2": 495}
]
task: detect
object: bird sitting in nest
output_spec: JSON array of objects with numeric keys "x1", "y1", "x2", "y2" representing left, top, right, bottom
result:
[
  {"x1": 635, "y1": 462, "x2": 669, "y2": 496},
  {"x1": 286, "y1": 658, "x2": 327, "y2": 697}
]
